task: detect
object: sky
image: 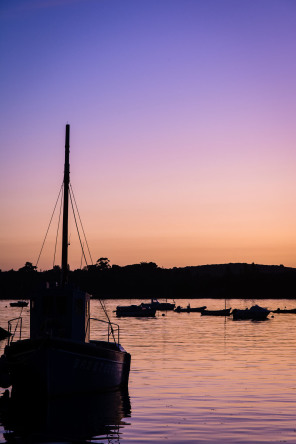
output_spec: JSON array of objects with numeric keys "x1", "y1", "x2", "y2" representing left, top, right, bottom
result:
[{"x1": 1, "y1": 0, "x2": 296, "y2": 271}]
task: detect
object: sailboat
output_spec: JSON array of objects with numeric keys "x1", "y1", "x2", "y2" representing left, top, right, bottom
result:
[
  {"x1": 200, "y1": 298, "x2": 231, "y2": 316},
  {"x1": 0, "y1": 125, "x2": 131, "y2": 397}
]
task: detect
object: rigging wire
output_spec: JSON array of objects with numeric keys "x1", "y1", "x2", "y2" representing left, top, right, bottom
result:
[
  {"x1": 80, "y1": 243, "x2": 84, "y2": 269},
  {"x1": 70, "y1": 184, "x2": 94, "y2": 265},
  {"x1": 69, "y1": 188, "x2": 116, "y2": 341},
  {"x1": 69, "y1": 191, "x2": 88, "y2": 267},
  {"x1": 36, "y1": 184, "x2": 63, "y2": 268},
  {"x1": 98, "y1": 299, "x2": 116, "y2": 342},
  {"x1": 34, "y1": 180, "x2": 116, "y2": 342},
  {"x1": 53, "y1": 189, "x2": 63, "y2": 269},
  {"x1": 11, "y1": 307, "x2": 24, "y2": 342}
]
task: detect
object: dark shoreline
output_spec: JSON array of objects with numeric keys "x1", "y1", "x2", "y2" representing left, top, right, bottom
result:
[{"x1": 1, "y1": 262, "x2": 296, "y2": 300}]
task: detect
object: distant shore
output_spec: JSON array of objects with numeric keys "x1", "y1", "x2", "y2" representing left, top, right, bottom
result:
[{"x1": 1, "y1": 262, "x2": 296, "y2": 300}]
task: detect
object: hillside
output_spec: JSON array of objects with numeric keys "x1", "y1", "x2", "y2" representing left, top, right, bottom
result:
[{"x1": 1, "y1": 262, "x2": 295, "y2": 299}]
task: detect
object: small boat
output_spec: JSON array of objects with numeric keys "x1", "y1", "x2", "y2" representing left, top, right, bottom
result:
[
  {"x1": 232, "y1": 305, "x2": 270, "y2": 321},
  {"x1": 9, "y1": 301, "x2": 28, "y2": 308},
  {"x1": 200, "y1": 308, "x2": 231, "y2": 316},
  {"x1": 149, "y1": 299, "x2": 175, "y2": 311},
  {"x1": 116, "y1": 303, "x2": 156, "y2": 317},
  {"x1": 272, "y1": 308, "x2": 296, "y2": 314},
  {"x1": 0, "y1": 125, "x2": 131, "y2": 397},
  {"x1": 174, "y1": 304, "x2": 207, "y2": 313}
]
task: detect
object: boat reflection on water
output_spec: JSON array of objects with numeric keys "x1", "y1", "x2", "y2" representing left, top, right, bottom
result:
[{"x1": 0, "y1": 388, "x2": 131, "y2": 443}]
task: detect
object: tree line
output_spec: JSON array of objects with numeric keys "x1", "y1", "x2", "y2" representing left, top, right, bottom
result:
[{"x1": 1, "y1": 259, "x2": 296, "y2": 300}]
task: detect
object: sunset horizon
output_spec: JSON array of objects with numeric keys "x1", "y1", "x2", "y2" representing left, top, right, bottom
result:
[{"x1": 1, "y1": 0, "x2": 296, "y2": 271}]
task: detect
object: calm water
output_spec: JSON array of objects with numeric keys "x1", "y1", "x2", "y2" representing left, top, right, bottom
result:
[{"x1": 1, "y1": 298, "x2": 296, "y2": 443}]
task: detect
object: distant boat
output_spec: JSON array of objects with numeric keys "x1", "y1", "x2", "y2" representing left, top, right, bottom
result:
[
  {"x1": 149, "y1": 299, "x2": 175, "y2": 311},
  {"x1": 116, "y1": 303, "x2": 156, "y2": 317},
  {"x1": 174, "y1": 304, "x2": 207, "y2": 313},
  {"x1": 0, "y1": 125, "x2": 131, "y2": 397},
  {"x1": 232, "y1": 305, "x2": 269, "y2": 321},
  {"x1": 9, "y1": 301, "x2": 28, "y2": 308},
  {"x1": 201, "y1": 308, "x2": 231, "y2": 316},
  {"x1": 272, "y1": 308, "x2": 296, "y2": 314}
]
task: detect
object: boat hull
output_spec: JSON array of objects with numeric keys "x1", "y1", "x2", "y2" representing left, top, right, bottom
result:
[
  {"x1": 10, "y1": 301, "x2": 28, "y2": 307},
  {"x1": 272, "y1": 308, "x2": 296, "y2": 314},
  {"x1": 116, "y1": 305, "x2": 156, "y2": 317},
  {"x1": 4, "y1": 337, "x2": 131, "y2": 397},
  {"x1": 201, "y1": 308, "x2": 231, "y2": 316},
  {"x1": 174, "y1": 306, "x2": 207, "y2": 313},
  {"x1": 232, "y1": 305, "x2": 269, "y2": 321},
  {"x1": 155, "y1": 303, "x2": 175, "y2": 310}
]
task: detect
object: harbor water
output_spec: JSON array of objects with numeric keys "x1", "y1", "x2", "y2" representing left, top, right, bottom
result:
[{"x1": 1, "y1": 298, "x2": 296, "y2": 443}]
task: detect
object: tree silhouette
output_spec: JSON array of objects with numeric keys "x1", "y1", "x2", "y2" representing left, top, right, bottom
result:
[
  {"x1": 18, "y1": 262, "x2": 37, "y2": 272},
  {"x1": 96, "y1": 257, "x2": 111, "y2": 270}
]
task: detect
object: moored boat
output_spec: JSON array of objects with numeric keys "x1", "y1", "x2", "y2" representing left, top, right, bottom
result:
[
  {"x1": 0, "y1": 125, "x2": 131, "y2": 398},
  {"x1": 149, "y1": 299, "x2": 175, "y2": 310},
  {"x1": 232, "y1": 305, "x2": 269, "y2": 321},
  {"x1": 174, "y1": 304, "x2": 207, "y2": 313},
  {"x1": 200, "y1": 308, "x2": 231, "y2": 316},
  {"x1": 116, "y1": 303, "x2": 156, "y2": 317},
  {"x1": 9, "y1": 301, "x2": 28, "y2": 308},
  {"x1": 272, "y1": 308, "x2": 296, "y2": 314}
]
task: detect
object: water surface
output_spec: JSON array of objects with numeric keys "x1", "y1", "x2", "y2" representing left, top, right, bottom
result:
[{"x1": 1, "y1": 298, "x2": 296, "y2": 443}]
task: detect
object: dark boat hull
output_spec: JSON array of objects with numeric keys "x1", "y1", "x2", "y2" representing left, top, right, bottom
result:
[
  {"x1": 201, "y1": 308, "x2": 231, "y2": 316},
  {"x1": 272, "y1": 308, "x2": 296, "y2": 314},
  {"x1": 10, "y1": 301, "x2": 28, "y2": 307},
  {"x1": 4, "y1": 337, "x2": 131, "y2": 397},
  {"x1": 232, "y1": 311, "x2": 269, "y2": 320},
  {"x1": 116, "y1": 305, "x2": 156, "y2": 317},
  {"x1": 232, "y1": 305, "x2": 270, "y2": 321},
  {"x1": 153, "y1": 303, "x2": 175, "y2": 311},
  {"x1": 174, "y1": 306, "x2": 207, "y2": 313}
]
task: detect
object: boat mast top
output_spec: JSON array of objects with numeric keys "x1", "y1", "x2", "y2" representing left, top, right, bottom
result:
[{"x1": 61, "y1": 124, "x2": 70, "y2": 286}]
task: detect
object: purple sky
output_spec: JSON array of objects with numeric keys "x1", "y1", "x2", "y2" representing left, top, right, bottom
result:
[{"x1": 1, "y1": 0, "x2": 296, "y2": 271}]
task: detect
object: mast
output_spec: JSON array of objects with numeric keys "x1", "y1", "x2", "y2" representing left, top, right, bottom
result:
[{"x1": 61, "y1": 124, "x2": 70, "y2": 286}]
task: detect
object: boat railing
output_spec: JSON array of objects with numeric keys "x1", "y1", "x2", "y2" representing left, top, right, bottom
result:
[
  {"x1": 7, "y1": 317, "x2": 23, "y2": 345},
  {"x1": 86, "y1": 317, "x2": 120, "y2": 345}
]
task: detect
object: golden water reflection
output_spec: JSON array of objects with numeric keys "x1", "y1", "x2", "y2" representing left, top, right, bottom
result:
[{"x1": 1, "y1": 298, "x2": 296, "y2": 443}]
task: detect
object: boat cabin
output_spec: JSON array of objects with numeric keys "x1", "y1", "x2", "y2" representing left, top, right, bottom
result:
[{"x1": 30, "y1": 284, "x2": 90, "y2": 342}]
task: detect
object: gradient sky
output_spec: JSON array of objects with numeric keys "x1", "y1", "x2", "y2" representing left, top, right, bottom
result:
[{"x1": 1, "y1": 0, "x2": 296, "y2": 271}]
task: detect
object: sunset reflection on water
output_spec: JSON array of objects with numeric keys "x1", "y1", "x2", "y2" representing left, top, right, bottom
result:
[{"x1": 1, "y1": 298, "x2": 296, "y2": 443}]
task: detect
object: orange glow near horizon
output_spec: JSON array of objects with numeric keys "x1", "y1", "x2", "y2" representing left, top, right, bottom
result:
[{"x1": 1, "y1": 1, "x2": 296, "y2": 271}]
